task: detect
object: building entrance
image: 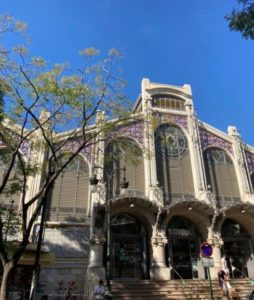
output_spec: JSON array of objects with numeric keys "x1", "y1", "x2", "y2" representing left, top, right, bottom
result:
[
  {"x1": 168, "y1": 216, "x2": 201, "y2": 279},
  {"x1": 222, "y1": 219, "x2": 253, "y2": 278},
  {"x1": 111, "y1": 213, "x2": 147, "y2": 279}
]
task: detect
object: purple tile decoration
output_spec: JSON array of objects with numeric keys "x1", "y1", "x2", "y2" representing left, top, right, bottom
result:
[
  {"x1": 55, "y1": 139, "x2": 93, "y2": 163},
  {"x1": 106, "y1": 120, "x2": 145, "y2": 149},
  {"x1": 153, "y1": 112, "x2": 189, "y2": 132},
  {"x1": 245, "y1": 151, "x2": 254, "y2": 173},
  {"x1": 173, "y1": 115, "x2": 188, "y2": 131},
  {"x1": 0, "y1": 138, "x2": 31, "y2": 160},
  {"x1": 199, "y1": 127, "x2": 233, "y2": 154},
  {"x1": 20, "y1": 140, "x2": 31, "y2": 159}
]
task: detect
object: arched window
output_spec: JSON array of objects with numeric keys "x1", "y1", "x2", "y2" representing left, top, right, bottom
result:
[
  {"x1": 104, "y1": 138, "x2": 144, "y2": 198},
  {"x1": 47, "y1": 154, "x2": 89, "y2": 222},
  {"x1": 155, "y1": 124, "x2": 194, "y2": 204},
  {"x1": 203, "y1": 148, "x2": 240, "y2": 206},
  {"x1": 152, "y1": 95, "x2": 185, "y2": 111},
  {"x1": 0, "y1": 149, "x2": 21, "y2": 209}
]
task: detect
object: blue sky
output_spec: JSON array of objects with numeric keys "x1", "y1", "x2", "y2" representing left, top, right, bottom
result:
[{"x1": 1, "y1": 0, "x2": 254, "y2": 145}]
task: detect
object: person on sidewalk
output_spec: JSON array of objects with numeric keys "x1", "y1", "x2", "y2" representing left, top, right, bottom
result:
[{"x1": 94, "y1": 280, "x2": 105, "y2": 300}]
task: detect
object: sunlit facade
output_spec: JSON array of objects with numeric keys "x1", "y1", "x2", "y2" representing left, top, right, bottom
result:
[{"x1": 1, "y1": 79, "x2": 254, "y2": 298}]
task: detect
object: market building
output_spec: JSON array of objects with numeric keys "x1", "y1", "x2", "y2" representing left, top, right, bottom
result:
[{"x1": 1, "y1": 79, "x2": 254, "y2": 298}]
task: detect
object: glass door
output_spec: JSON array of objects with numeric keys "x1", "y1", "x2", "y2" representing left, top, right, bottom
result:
[
  {"x1": 223, "y1": 240, "x2": 251, "y2": 278},
  {"x1": 112, "y1": 235, "x2": 143, "y2": 279},
  {"x1": 171, "y1": 239, "x2": 192, "y2": 279}
]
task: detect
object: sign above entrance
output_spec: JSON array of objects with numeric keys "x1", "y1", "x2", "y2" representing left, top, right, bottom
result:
[
  {"x1": 168, "y1": 228, "x2": 191, "y2": 237},
  {"x1": 200, "y1": 242, "x2": 213, "y2": 257},
  {"x1": 202, "y1": 257, "x2": 214, "y2": 268}
]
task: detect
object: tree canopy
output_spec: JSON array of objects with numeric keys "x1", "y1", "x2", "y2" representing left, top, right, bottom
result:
[
  {"x1": 226, "y1": 0, "x2": 254, "y2": 40},
  {"x1": 0, "y1": 14, "x2": 132, "y2": 300}
]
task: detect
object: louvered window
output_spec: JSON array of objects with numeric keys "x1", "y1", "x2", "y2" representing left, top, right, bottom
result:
[
  {"x1": 155, "y1": 124, "x2": 194, "y2": 204},
  {"x1": 47, "y1": 155, "x2": 89, "y2": 222},
  {"x1": 204, "y1": 148, "x2": 240, "y2": 207},
  {"x1": 104, "y1": 138, "x2": 145, "y2": 198}
]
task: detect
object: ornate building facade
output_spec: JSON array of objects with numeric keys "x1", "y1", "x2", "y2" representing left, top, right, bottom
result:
[{"x1": 1, "y1": 79, "x2": 254, "y2": 298}]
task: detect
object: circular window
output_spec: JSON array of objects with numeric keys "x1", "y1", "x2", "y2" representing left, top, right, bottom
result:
[{"x1": 155, "y1": 125, "x2": 188, "y2": 158}]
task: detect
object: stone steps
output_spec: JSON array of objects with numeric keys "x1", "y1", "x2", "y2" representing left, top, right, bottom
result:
[{"x1": 111, "y1": 278, "x2": 254, "y2": 299}]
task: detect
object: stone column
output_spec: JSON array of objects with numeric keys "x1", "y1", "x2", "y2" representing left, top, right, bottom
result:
[
  {"x1": 141, "y1": 78, "x2": 163, "y2": 205},
  {"x1": 207, "y1": 233, "x2": 223, "y2": 279},
  {"x1": 150, "y1": 234, "x2": 170, "y2": 280},
  {"x1": 185, "y1": 93, "x2": 208, "y2": 203},
  {"x1": 85, "y1": 235, "x2": 106, "y2": 300},
  {"x1": 228, "y1": 126, "x2": 254, "y2": 203}
]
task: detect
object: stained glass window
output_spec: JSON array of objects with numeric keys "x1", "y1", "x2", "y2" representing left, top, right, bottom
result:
[{"x1": 155, "y1": 124, "x2": 188, "y2": 158}]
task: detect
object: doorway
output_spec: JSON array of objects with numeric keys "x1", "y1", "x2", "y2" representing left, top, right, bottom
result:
[
  {"x1": 222, "y1": 219, "x2": 253, "y2": 278},
  {"x1": 111, "y1": 213, "x2": 148, "y2": 279},
  {"x1": 168, "y1": 216, "x2": 201, "y2": 279}
]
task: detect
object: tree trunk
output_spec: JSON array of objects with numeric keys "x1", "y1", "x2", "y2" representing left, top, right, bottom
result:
[{"x1": 0, "y1": 262, "x2": 14, "y2": 300}]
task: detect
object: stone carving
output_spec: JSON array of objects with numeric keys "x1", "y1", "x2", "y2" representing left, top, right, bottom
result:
[
  {"x1": 151, "y1": 234, "x2": 168, "y2": 247},
  {"x1": 89, "y1": 234, "x2": 106, "y2": 246},
  {"x1": 207, "y1": 233, "x2": 224, "y2": 247},
  {"x1": 199, "y1": 127, "x2": 233, "y2": 154}
]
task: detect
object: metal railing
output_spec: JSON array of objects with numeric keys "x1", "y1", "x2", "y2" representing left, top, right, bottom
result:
[
  {"x1": 106, "y1": 189, "x2": 146, "y2": 199},
  {"x1": 168, "y1": 260, "x2": 186, "y2": 296}
]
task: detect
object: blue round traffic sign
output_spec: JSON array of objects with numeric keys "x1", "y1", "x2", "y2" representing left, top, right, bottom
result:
[{"x1": 200, "y1": 242, "x2": 213, "y2": 257}]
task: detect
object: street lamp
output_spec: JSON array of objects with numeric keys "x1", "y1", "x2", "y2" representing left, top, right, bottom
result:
[{"x1": 90, "y1": 166, "x2": 129, "y2": 288}]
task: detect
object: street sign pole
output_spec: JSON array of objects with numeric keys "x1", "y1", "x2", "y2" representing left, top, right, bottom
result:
[
  {"x1": 200, "y1": 242, "x2": 214, "y2": 300},
  {"x1": 207, "y1": 266, "x2": 214, "y2": 300}
]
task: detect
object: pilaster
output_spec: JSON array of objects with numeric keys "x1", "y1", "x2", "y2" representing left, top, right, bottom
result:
[
  {"x1": 142, "y1": 79, "x2": 159, "y2": 201},
  {"x1": 185, "y1": 97, "x2": 207, "y2": 200},
  {"x1": 85, "y1": 235, "x2": 106, "y2": 300},
  {"x1": 150, "y1": 232, "x2": 170, "y2": 280},
  {"x1": 228, "y1": 126, "x2": 253, "y2": 202},
  {"x1": 207, "y1": 234, "x2": 224, "y2": 279}
]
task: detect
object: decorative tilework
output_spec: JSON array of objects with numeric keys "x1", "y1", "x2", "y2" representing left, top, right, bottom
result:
[
  {"x1": 20, "y1": 140, "x2": 31, "y2": 159},
  {"x1": 245, "y1": 151, "x2": 254, "y2": 173},
  {"x1": 172, "y1": 115, "x2": 188, "y2": 131},
  {"x1": 199, "y1": 127, "x2": 233, "y2": 154},
  {"x1": 153, "y1": 112, "x2": 188, "y2": 132},
  {"x1": 0, "y1": 138, "x2": 31, "y2": 159},
  {"x1": 107, "y1": 121, "x2": 145, "y2": 149},
  {"x1": 56, "y1": 139, "x2": 93, "y2": 163}
]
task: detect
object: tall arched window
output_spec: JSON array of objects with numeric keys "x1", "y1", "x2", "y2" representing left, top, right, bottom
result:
[
  {"x1": 104, "y1": 138, "x2": 144, "y2": 198},
  {"x1": 0, "y1": 149, "x2": 21, "y2": 209},
  {"x1": 47, "y1": 154, "x2": 89, "y2": 222},
  {"x1": 155, "y1": 124, "x2": 194, "y2": 204},
  {"x1": 203, "y1": 148, "x2": 240, "y2": 206}
]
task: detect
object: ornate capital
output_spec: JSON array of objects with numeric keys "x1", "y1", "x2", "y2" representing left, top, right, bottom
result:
[
  {"x1": 90, "y1": 235, "x2": 106, "y2": 246},
  {"x1": 207, "y1": 233, "x2": 223, "y2": 248},
  {"x1": 151, "y1": 235, "x2": 168, "y2": 247}
]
